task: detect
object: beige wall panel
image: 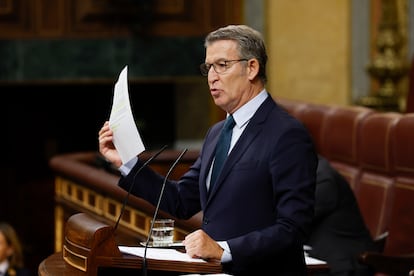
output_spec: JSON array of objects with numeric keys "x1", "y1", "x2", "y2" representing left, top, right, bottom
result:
[{"x1": 266, "y1": 0, "x2": 350, "y2": 105}]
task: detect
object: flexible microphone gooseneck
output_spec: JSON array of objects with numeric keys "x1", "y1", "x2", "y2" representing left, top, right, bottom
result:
[
  {"x1": 113, "y1": 144, "x2": 168, "y2": 233},
  {"x1": 142, "y1": 148, "x2": 188, "y2": 276}
]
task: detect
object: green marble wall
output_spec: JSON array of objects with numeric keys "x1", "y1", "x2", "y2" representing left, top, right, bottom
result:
[{"x1": 0, "y1": 37, "x2": 205, "y2": 80}]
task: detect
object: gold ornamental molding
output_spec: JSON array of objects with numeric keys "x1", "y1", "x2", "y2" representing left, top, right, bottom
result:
[
  {"x1": 358, "y1": 0, "x2": 410, "y2": 111},
  {"x1": 54, "y1": 176, "x2": 188, "y2": 251}
]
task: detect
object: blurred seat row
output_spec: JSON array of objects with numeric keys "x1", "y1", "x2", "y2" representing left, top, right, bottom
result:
[{"x1": 277, "y1": 97, "x2": 414, "y2": 276}]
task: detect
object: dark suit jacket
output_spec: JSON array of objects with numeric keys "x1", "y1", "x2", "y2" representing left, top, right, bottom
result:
[
  {"x1": 120, "y1": 94, "x2": 318, "y2": 275},
  {"x1": 306, "y1": 156, "x2": 378, "y2": 275}
]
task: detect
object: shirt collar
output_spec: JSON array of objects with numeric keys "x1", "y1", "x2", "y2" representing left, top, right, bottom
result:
[
  {"x1": 0, "y1": 260, "x2": 9, "y2": 275},
  {"x1": 232, "y1": 89, "x2": 268, "y2": 128}
]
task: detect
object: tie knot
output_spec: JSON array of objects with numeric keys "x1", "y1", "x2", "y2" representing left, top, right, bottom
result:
[{"x1": 224, "y1": 115, "x2": 235, "y2": 130}]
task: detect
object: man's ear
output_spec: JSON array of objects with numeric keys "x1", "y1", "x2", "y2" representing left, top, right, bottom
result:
[{"x1": 247, "y1": 59, "x2": 260, "y2": 81}]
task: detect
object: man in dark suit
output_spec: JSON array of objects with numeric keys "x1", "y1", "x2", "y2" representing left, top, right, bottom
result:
[
  {"x1": 99, "y1": 24, "x2": 318, "y2": 275},
  {"x1": 306, "y1": 155, "x2": 379, "y2": 276}
]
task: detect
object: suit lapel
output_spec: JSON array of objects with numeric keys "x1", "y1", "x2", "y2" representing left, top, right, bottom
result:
[
  {"x1": 206, "y1": 97, "x2": 275, "y2": 202},
  {"x1": 199, "y1": 120, "x2": 224, "y2": 203}
]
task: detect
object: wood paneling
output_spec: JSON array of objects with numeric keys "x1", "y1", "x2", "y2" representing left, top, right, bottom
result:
[
  {"x1": 0, "y1": 0, "x2": 33, "y2": 37},
  {"x1": 0, "y1": 0, "x2": 242, "y2": 38},
  {"x1": 35, "y1": 0, "x2": 66, "y2": 36}
]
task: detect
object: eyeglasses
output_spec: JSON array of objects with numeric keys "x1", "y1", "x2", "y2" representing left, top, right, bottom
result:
[{"x1": 199, "y1": 59, "x2": 247, "y2": 76}]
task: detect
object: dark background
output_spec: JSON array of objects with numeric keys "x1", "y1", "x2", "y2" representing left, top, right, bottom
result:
[{"x1": 2, "y1": 81, "x2": 175, "y2": 274}]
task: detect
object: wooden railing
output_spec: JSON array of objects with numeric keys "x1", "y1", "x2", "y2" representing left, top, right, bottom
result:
[{"x1": 49, "y1": 150, "x2": 202, "y2": 252}]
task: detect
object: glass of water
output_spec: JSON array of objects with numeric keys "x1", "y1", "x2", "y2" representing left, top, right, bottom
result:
[{"x1": 151, "y1": 218, "x2": 174, "y2": 246}]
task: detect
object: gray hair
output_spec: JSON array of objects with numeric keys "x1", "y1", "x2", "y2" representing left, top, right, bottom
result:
[{"x1": 204, "y1": 25, "x2": 268, "y2": 84}]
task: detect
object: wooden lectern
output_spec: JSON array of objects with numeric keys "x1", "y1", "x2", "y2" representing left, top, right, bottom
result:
[
  {"x1": 39, "y1": 212, "x2": 222, "y2": 276},
  {"x1": 62, "y1": 212, "x2": 122, "y2": 274}
]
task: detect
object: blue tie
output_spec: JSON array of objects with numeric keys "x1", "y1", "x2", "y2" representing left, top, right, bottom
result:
[{"x1": 210, "y1": 115, "x2": 235, "y2": 191}]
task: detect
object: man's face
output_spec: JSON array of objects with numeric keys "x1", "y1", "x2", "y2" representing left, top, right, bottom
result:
[{"x1": 205, "y1": 40, "x2": 251, "y2": 114}]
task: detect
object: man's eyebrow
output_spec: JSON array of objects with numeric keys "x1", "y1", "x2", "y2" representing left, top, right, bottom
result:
[
  {"x1": 212, "y1": 58, "x2": 228, "y2": 63},
  {"x1": 205, "y1": 58, "x2": 224, "y2": 64}
]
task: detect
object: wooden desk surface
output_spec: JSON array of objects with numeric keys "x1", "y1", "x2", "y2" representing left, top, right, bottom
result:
[
  {"x1": 39, "y1": 252, "x2": 85, "y2": 276},
  {"x1": 39, "y1": 252, "x2": 329, "y2": 276},
  {"x1": 39, "y1": 251, "x2": 222, "y2": 276}
]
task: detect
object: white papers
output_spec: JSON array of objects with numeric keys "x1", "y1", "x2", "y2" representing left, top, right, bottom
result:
[
  {"x1": 182, "y1": 274, "x2": 232, "y2": 276},
  {"x1": 305, "y1": 255, "x2": 327, "y2": 265},
  {"x1": 119, "y1": 246, "x2": 207, "y2": 263},
  {"x1": 109, "y1": 65, "x2": 145, "y2": 164},
  {"x1": 119, "y1": 245, "x2": 326, "y2": 266}
]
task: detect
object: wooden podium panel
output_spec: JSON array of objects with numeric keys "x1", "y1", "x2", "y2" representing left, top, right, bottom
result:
[
  {"x1": 38, "y1": 212, "x2": 222, "y2": 276},
  {"x1": 39, "y1": 252, "x2": 223, "y2": 276}
]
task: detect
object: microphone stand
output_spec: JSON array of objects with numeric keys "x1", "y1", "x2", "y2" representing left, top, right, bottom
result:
[
  {"x1": 142, "y1": 148, "x2": 188, "y2": 276},
  {"x1": 113, "y1": 145, "x2": 168, "y2": 233}
]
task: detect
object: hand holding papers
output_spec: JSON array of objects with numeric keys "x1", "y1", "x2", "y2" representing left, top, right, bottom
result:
[{"x1": 109, "y1": 65, "x2": 145, "y2": 164}]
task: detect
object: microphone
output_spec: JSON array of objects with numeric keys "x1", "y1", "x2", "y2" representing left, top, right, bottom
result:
[
  {"x1": 142, "y1": 148, "x2": 188, "y2": 276},
  {"x1": 113, "y1": 144, "x2": 168, "y2": 232}
]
